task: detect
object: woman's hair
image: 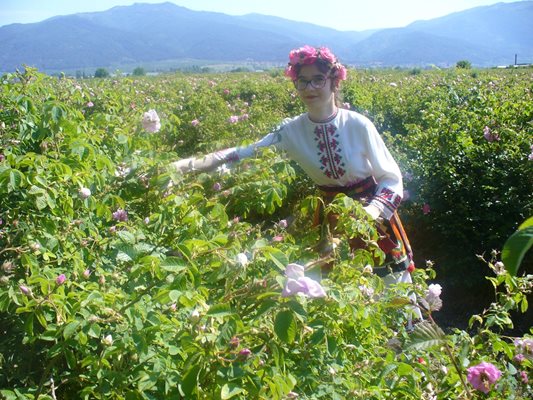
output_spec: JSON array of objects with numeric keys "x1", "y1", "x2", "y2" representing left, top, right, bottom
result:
[{"x1": 284, "y1": 45, "x2": 347, "y2": 85}]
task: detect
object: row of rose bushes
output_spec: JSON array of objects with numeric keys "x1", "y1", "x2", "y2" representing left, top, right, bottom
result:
[{"x1": 0, "y1": 67, "x2": 531, "y2": 398}]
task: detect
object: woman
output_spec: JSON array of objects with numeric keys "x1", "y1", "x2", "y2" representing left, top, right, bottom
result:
[{"x1": 171, "y1": 45, "x2": 420, "y2": 318}]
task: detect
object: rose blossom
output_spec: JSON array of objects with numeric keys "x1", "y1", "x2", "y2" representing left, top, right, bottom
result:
[
  {"x1": 102, "y1": 334, "x2": 113, "y2": 346},
  {"x1": 427, "y1": 284, "x2": 442, "y2": 297},
  {"x1": 466, "y1": 362, "x2": 501, "y2": 394},
  {"x1": 112, "y1": 208, "x2": 128, "y2": 222},
  {"x1": 141, "y1": 109, "x2": 161, "y2": 133},
  {"x1": 424, "y1": 283, "x2": 443, "y2": 311},
  {"x1": 19, "y1": 285, "x2": 31, "y2": 296},
  {"x1": 56, "y1": 274, "x2": 66, "y2": 285},
  {"x1": 79, "y1": 187, "x2": 91, "y2": 199},
  {"x1": 238, "y1": 348, "x2": 252, "y2": 358},
  {"x1": 282, "y1": 263, "x2": 326, "y2": 298},
  {"x1": 318, "y1": 46, "x2": 336, "y2": 64},
  {"x1": 236, "y1": 253, "x2": 249, "y2": 267},
  {"x1": 483, "y1": 126, "x2": 499, "y2": 142}
]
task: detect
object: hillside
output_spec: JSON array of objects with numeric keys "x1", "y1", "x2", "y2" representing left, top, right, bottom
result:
[{"x1": 0, "y1": 1, "x2": 531, "y2": 72}]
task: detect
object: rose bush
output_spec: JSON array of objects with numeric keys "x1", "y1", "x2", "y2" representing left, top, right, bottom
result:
[{"x1": 0, "y1": 67, "x2": 531, "y2": 399}]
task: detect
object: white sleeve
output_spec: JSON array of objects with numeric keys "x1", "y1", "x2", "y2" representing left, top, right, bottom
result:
[
  {"x1": 214, "y1": 122, "x2": 286, "y2": 162},
  {"x1": 364, "y1": 120, "x2": 403, "y2": 220},
  {"x1": 171, "y1": 121, "x2": 288, "y2": 173}
]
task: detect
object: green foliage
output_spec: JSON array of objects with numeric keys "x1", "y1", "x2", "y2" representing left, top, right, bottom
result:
[
  {"x1": 94, "y1": 68, "x2": 110, "y2": 78},
  {"x1": 456, "y1": 60, "x2": 472, "y2": 69},
  {"x1": 0, "y1": 67, "x2": 531, "y2": 399},
  {"x1": 132, "y1": 67, "x2": 146, "y2": 76},
  {"x1": 502, "y1": 217, "x2": 533, "y2": 276}
]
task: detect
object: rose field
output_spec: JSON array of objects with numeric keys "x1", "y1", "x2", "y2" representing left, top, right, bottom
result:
[{"x1": 0, "y1": 66, "x2": 532, "y2": 399}]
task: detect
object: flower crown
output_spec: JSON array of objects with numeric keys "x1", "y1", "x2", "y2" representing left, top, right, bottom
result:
[{"x1": 284, "y1": 45, "x2": 347, "y2": 82}]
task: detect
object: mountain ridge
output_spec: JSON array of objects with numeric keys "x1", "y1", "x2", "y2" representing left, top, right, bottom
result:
[{"x1": 0, "y1": 1, "x2": 532, "y2": 73}]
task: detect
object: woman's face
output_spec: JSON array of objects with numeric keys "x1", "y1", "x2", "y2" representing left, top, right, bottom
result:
[{"x1": 295, "y1": 64, "x2": 336, "y2": 109}]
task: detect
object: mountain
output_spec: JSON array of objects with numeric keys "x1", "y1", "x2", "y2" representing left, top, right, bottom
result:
[
  {"x1": 0, "y1": 1, "x2": 532, "y2": 73},
  {"x1": 352, "y1": 1, "x2": 533, "y2": 66}
]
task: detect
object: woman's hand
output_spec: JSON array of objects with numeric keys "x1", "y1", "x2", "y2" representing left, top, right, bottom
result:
[
  {"x1": 363, "y1": 204, "x2": 381, "y2": 220},
  {"x1": 169, "y1": 157, "x2": 195, "y2": 174}
]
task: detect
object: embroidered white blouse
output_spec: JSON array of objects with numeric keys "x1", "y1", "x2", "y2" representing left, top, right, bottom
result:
[{"x1": 214, "y1": 108, "x2": 403, "y2": 220}]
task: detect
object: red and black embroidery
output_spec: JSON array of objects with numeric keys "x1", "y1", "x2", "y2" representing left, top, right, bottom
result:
[
  {"x1": 374, "y1": 187, "x2": 402, "y2": 214},
  {"x1": 314, "y1": 123, "x2": 345, "y2": 179}
]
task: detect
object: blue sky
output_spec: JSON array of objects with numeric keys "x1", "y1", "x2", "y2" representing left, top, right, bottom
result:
[{"x1": 0, "y1": 0, "x2": 524, "y2": 30}]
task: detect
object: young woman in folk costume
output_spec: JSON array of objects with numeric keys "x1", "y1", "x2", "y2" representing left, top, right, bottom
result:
[{"x1": 171, "y1": 45, "x2": 422, "y2": 321}]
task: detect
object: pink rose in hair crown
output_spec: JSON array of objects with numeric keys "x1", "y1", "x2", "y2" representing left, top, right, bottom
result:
[
  {"x1": 317, "y1": 47, "x2": 337, "y2": 64},
  {"x1": 285, "y1": 45, "x2": 347, "y2": 81},
  {"x1": 289, "y1": 45, "x2": 318, "y2": 66}
]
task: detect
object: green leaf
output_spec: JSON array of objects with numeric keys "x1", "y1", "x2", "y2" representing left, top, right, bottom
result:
[
  {"x1": 63, "y1": 321, "x2": 80, "y2": 339},
  {"x1": 221, "y1": 383, "x2": 245, "y2": 399},
  {"x1": 274, "y1": 310, "x2": 297, "y2": 344},
  {"x1": 180, "y1": 364, "x2": 201, "y2": 397},
  {"x1": 0, "y1": 168, "x2": 25, "y2": 193},
  {"x1": 263, "y1": 247, "x2": 289, "y2": 271},
  {"x1": 117, "y1": 230, "x2": 136, "y2": 244},
  {"x1": 407, "y1": 321, "x2": 446, "y2": 351},
  {"x1": 161, "y1": 256, "x2": 188, "y2": 272},
  {"x1": 207, "y1": 303, "x2": 234, "y2": 318},
  {"x1": 87, "y1": 323, "x2": 101, "y2": 338},
  {"x1": 169, "y1": 290, "x2": 181, "y2": 302},
  {"x1": 35, "y1": 195, "x2": 48, "y2": 210},
  {"x1": 502, "y1": 217, "x2": 533, "y2": 276},
  {"x1": 386, "y1": 297, "x2": 413, "y2": 308},
  {"x1": 28, "y1": 185, "x2": 46, "y2": 195}
]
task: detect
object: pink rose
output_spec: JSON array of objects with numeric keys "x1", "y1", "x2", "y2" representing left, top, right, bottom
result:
[
  {"x1": 334, "y1": 65, "x2": 347, "y2": 81},
  {"x1": 317, "y1": 47, "x2": 336, "y2": 64},
  {"x1": 238, "y1": 348, "x2": 252, "y2": 358},
  {"x1": 56, "y1": 274, "x2": 66, "y2": 285},
  {"x1": 483, "y1": 126, "x2": 499, "y2": 142},
  {"x1": 282, "y1": 263, "x2": 326, "y2": 298},
  {"x1": 467, "y1": 362, "x2": 501, "y2": 394},
  {"x1": 19, "y1": 285, "x2": 31, "y2": 296},
  {"x1": 78, "y1": 187, "x2": 91, "y2": 199},
  {"x1": 422, "y1": 203, "x2": 431, "y2": 215},
  {"x1": 112, "y1": 209, "x2": 128, "y2": 222}
]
